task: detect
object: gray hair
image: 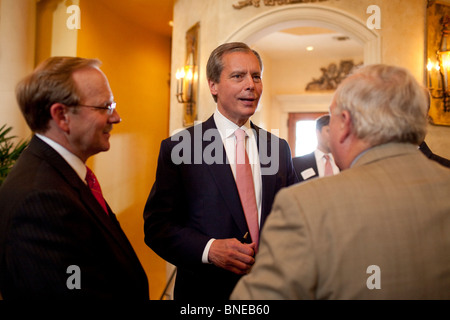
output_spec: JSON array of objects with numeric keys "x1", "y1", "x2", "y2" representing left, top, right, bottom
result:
[{"x1": 333, "y1": 64, "x2": 428, "y2": 146}]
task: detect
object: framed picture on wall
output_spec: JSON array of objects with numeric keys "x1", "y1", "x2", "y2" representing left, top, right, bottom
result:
[{"x1": 426, "y1": 0, "x2": 450, "y2": 126}]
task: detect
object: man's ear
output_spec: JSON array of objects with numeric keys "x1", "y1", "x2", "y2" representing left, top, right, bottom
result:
[
  {"x1": 208, "y1": 79, "x2": 218, "y2": 95},
  {"x1": 339, "y1": 110, "x2": 352, "y2": 144},
  {"x1": 49, "y1": 103, "x2": 70, "y2": 133}
]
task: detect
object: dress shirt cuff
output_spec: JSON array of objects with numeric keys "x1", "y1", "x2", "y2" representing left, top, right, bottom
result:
[{"x1": 202, "y1": 238, "x2": 216, "y2": 264}]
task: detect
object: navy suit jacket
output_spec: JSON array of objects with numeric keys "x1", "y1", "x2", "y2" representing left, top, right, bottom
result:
[
  {"x1": 293, "y1": 151, "x2": 319, "y2": 182},
  {"x1": 0, "y1": 136, "x2": 149, "y2": 300},
  {"x1": 143, "y1": 115, "x2": 298, "y2": 300}
]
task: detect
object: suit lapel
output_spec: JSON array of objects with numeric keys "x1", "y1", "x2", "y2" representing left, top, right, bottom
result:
[
  {"x1": 201, "y1": 117, "x2": 248, "y2": 236},
  {"x1": 307, "y1": 152, "x2": 318, "y2": 173},
  {"x1": 251, "y1": 124, "x2": 276, "y2": 227},
  {"x1": 196, "y1": 118, "x2": 280, "y2": 236},
  {"x1": 306, "y1": 152, "x2": 319, "y2": 179},
  {"x1": 29, "y1": 136, "x2": 136, "y2": 258}
]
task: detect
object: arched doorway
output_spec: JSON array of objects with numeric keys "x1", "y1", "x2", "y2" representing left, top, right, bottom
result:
[
  {"x1": 225, "y1": 4, "x2": 381, "y2": 152},
  {"x1": 226, "y1": 4, "x2": 380, "y2": 63}
]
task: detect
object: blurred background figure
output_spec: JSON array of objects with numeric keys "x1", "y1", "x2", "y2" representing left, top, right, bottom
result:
[{"x1": 293, "y1": 114, "x2": 339, "y2": 182}]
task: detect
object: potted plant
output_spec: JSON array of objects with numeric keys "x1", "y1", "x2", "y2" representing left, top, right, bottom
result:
[{"x1": 0, "y1": 124, "x2": 29, "y2": 186}]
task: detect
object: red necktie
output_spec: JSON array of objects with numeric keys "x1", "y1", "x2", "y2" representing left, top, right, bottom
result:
[
  {"x1": 324, "y1": 154, "x2": 333, "y2": 177},
  {"x1": 85, "y1": 166, "x2": 108, "y2": 214},
  {"x1": 235, "y1": 129, "x2": 259, "y2": 248}
]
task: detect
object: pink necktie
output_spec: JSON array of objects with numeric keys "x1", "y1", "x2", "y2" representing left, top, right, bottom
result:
[
  {"x1": 324, "y1": 154, "x2": 333, "y2": 177},
  {"x1": 235, "y1": 129, "x2": 259, "y2": 248},
  {"x1": 85, "y1": 166, "x2": 108, "y2": 214}
]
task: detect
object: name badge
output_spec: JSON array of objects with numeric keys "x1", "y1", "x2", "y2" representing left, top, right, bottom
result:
[{"x1": 301, "y1": 168, "x2": 316, "y2": 180}]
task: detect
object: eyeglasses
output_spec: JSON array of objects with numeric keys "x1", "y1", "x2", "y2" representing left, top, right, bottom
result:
[{"x1": 76, "y1": 102, "x2": 117, "y2": 115}]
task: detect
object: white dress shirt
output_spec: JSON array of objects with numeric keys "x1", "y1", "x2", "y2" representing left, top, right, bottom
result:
[
  {"x1": 202, "y1": 109, "x2": 263, "y2": 263},
  {"x1": 314, "y1": 149, "x2": 340, "y2": 177}
]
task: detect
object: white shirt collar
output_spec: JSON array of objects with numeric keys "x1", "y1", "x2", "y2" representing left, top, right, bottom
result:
[
  {"x1": 35, "y1": 133, "x2": 87, "y2": 183},
  {"x1": 314, "y1": 148, "x2": 334, "y2": 162},
  {"x1": 213, "y1": 108, "x2": 253, "y2": 140}
]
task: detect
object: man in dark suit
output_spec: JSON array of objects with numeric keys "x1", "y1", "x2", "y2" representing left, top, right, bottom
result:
[
  {"x1": 0, "y1": 57, "x2": 149, "y2": 299},
  {"x1": 293, "y1": 114, "x2": 339, "y2": 182},
  {"x1": 143, "y1": 42, "x2": 298, "y2": 300}
]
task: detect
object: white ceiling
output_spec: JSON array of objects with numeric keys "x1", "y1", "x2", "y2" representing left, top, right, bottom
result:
[{"x1": 253, "y1": 29, "x2": 364, "y2": 61}]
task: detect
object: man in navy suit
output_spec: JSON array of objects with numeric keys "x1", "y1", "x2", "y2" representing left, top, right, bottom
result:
[
  {"x1": 0, "y1": 57, "x2": 148, "y2": 299},
  {"x1": 293, "y1": 115, "x2": 339, "y2": 182},
  {"x1": 143, "y1": 42, "x2": 298, "y2": 300}
]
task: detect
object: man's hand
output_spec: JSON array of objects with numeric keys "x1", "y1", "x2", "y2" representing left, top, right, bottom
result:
[{"x1": 208, "y1": 238, "x2": 256, "y2": 275}]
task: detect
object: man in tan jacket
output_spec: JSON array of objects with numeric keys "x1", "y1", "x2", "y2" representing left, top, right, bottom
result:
[{"x1": 231, "y1": 64, "x2": 450, "y2": 300}]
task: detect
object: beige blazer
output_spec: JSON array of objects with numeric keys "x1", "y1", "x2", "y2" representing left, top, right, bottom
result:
[{"x1": 231, "y1": 143, "x2": 450, "y2": 299}]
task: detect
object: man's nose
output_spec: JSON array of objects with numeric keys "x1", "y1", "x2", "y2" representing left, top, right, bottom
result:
[
  {"x1": 244, "y1": 75, "x2": 256, "y2": 90},
  {"x1": 109, "y1": 109, "x2": 121, "y2": 124}
]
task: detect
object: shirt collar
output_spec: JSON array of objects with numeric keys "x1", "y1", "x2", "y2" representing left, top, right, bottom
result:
[
  {"x1": 213, "y1": 108, "x2": 252, "y2": 140},
  {"x1": 350, "y1": 148, "x2": 370, "y2": 168},
  {"x1": 35, "y1": 133, "x2": 87, "y2": 182},
  {"x1": 315, "y1": 148, "x2": 334, "y2": 161}
]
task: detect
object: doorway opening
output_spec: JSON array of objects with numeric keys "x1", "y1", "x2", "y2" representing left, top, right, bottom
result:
[{"x1": 288, "y1": 112, "x2": 327, "y2": 157}]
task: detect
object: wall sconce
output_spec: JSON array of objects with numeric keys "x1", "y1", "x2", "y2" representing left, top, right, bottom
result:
[
  {"x1": 428, "y1": 15, "x2": 450, "y2": 113},
  {"x1": 176, "y1": 22, "x2": 200, "y2": 127},
  {"x1": 175, "y1": 64, "x2": 196, "y2": 104}
]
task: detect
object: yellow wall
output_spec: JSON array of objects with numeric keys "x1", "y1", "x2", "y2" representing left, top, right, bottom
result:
[
  {"x1": 76, "y1": 0, "x2": 171, "y2": 299},
  {"x1": 35, "y1": 0, "x2": 53, "y2": 66}
]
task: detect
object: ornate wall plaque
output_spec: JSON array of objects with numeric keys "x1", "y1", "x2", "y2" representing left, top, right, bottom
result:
[
  {"x1": 305, "y1": 60, "x2": 362, "y2": 92},
  {"x1": 233, "y1": 0, "x2": 331, "y2": 10}
]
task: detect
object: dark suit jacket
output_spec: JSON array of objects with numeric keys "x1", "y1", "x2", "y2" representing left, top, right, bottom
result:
[
  {"x1": 143, "y1": 115, "x2": 298, "y2": 300},
  {"x1": 0, "y1": 136, "x2": 149, "y2": 300},
  {"x1": 292, "y1": 151, "x2": 318, "y2": 182}
]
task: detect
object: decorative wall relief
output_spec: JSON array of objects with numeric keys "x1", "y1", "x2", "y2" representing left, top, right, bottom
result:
[
  {"x1": 233, "y1": 0, "x2": 331, "y2": 10},
  {"x1": 305, "y1": 60, "x2": 362, "y2": 92}
]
